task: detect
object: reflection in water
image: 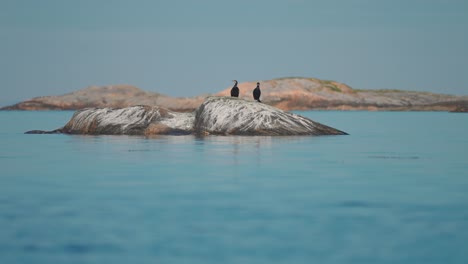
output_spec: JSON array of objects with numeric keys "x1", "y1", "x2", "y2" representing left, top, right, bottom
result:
[
  {"x1": 197, "y1": 135, "x2": 312, "y2": 146},
  {"x1": 68, "y1": 133, "x2": 316, "y2": 146},
  {"x1": 189, "y1": 135, "x2": 310, "y2": 167},
  {"x1": 64, "y1": 134, "x2": 311, "y2": 168}
]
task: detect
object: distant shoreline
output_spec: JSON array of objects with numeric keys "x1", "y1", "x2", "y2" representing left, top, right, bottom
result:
[{"x1": 2, "y1": 77, "x2": 468, "y2": 112}]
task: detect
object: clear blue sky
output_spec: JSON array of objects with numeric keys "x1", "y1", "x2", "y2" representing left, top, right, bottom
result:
[{"x1": 1, "y1": 0, "x2": 467, "y2": 106}]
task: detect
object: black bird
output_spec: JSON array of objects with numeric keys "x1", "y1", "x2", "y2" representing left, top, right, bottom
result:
[
  {"x1": 253, "y1": 82, "x2": 261, "y2": 102},
  {"x1": 230, "y1": 80, "x2": 239, "y2": 97}
]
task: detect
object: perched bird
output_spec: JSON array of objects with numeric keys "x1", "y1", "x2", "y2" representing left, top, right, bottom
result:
[
  {"x1": 230, "y1": 80, "x2": 239, "y2": 97},
  {"x1": 253, "y1": 82, "x2": 261, "y2": 102}
]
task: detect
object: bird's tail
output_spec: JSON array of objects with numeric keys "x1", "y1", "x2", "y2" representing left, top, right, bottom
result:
[{"x1": 257, "y1": 99, "x2": 261, "y2": 103}]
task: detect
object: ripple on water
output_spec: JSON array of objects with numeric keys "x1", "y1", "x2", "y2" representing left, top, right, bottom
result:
[
  {"x1": 368, "y1": 155, "x2": 420, "y2": 160},
  {"x1": 19, "y1": 243, "x2": 123, "y2": 254},
  {"x1": 335, "y1": 200, "x2": 387, "y2": 209}
]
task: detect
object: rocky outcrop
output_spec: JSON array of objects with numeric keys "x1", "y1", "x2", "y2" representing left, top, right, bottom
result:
[
  {"x1": 26, "y1": 97, "x2": 347, "y2": 136},
  {"x1": 5, "y1": 77, "x2": 467, "y2": 112},
  {"x1": 61, "y1": 106, "x2": 194, "y2": 135},
  {"x1": 194, "y1": 97, "x2": 346, "y2": 135}
]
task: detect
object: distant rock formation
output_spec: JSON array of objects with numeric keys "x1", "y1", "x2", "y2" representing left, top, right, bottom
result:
[
  {"x1": 2, "y1": 85, "x2": 203, "y2": 112},
  {"x1": 25, "y1": 97, "x2": 347, "y2": 136},
  {"x1": 4, "y1": 78, "x2": 468, "y2": 112},
  {"x1": 216, "y1": 77, "x2": 468, "y2": 111},
  {"x1": 450, "y1": 104, "x2": 468, "y2": 113}
]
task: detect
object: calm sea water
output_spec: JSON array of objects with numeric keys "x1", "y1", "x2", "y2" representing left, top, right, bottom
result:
[{"x1": 1, "y1": 111, "x2": 467, "y2": 264}]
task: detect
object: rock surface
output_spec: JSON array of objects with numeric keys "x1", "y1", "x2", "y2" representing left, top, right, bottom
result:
[
  {"x1": 450, "y1": 104, "x2": 468, "y2": 113},
  {"x1": 26, "y1": 97, "x2": 347, "y2": 136},
  {"x1": 62, "y1": 106, "x2": 194, "y2": 135},
  {"x1": 3, "y1": 77, "x2": 468, "y2": 112},
  {"x1": 195, "y1": 97, "x2": 346, "y2": 135}
]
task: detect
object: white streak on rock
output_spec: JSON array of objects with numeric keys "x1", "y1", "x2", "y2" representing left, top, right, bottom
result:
[
  {"x1": 194, "y1": 97, "x2": 346, "y2": 135},
  {"x1": 63, "y1": 106, "x2": 194, "y2": 135}
]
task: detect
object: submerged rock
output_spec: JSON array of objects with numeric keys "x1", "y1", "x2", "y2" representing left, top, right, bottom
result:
[
  {"x1": 25, "y1": 129, "x2": 63, "y2": 134},
  {"x1": 26, "y1": 97, "x2": 347, "y2": 136}
]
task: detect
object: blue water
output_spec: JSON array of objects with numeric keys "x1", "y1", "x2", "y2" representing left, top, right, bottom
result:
[{"x1": 1, "y1": 111, "x2": 467, "y2": 264}]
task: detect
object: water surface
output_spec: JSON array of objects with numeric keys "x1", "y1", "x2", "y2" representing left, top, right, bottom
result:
[{"x1": 1, "y1": 111, "x2": 467, "y2": 264}]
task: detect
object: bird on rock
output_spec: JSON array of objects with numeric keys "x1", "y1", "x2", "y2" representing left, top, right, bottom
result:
[
  {"x1": 253, "y1": 82, "x2": 261, "y2": 102},
  {"x1": 230, "y1": 80, "x2": 239, "y2": 97}
]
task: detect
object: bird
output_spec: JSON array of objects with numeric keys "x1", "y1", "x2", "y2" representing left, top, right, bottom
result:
[
  {"x1": 230, "y1": 80, "x2": 239, "y2": 97},
  {"x1": 253, "y1": 82, "x2": 261, "y2": 102}
]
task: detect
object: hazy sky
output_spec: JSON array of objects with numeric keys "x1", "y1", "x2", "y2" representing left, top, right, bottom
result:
[{"x1": 1, "y1": 0, "x2": 467, "y2": 106}]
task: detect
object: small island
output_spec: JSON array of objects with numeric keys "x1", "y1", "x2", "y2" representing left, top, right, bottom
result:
[{"x1": 26, "y1": 97, "x2": 347, "y2": 136}]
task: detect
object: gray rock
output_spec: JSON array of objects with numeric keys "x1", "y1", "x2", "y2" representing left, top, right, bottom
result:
[
  {"x1": 25, "y1": 97, "x2": 347, "y2": 136},
  {"x1": 194, "y1": 97, "x2": 347, "y2": 135},
  {"x1": 59, "y1": 106, "x2": 193, "y2": 135}
]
